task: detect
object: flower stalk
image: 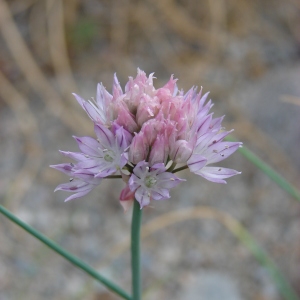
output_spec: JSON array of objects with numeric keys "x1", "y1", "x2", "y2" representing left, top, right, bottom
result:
[
  {"x1": 0, "y1": 204, "x2": 131, "y2": 300},
  {"x1": 131, "y1": 199, "x2": 143, "y2": 300}
]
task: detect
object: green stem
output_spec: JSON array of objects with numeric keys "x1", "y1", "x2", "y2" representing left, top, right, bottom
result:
[
  {"x1": 0, "y1": 204, "x2": 131, "y2": 300},
  {"x1": 167, "y1": 161, "x2": 177, "y2": 172},
  {"x1": 225, "y1": 136, "x2": 300, "y2": 202},
  {"x1": 172, "y1": 165, "x2": 188, "y2": 173},
  {"x1": 131, "y1": 199, "x2": 143, "y2": 300},
  {"x1": 233, "y1": 222, "x2": 299, "y2": 300}
]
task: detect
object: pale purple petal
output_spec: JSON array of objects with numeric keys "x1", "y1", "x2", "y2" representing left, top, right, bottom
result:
[
  {"x1": 195, "y1": 131, "x2": 216, "y2": 152},
  {"x1": 156, "y1": 172, "x2": 185, "y2": 188},
  {"x1": 128, "y1": 174, "x2": 142, "y2": 191},
  {"x1": 207, "y1": 130, "x2": 233, "y2": 147},
  {"x1": 199, "y1": 91, "x2": 210, "y2": 108},
  {"x1": 135, "y1": 186, "x2": 151, "y2": 208},
  {"x1": 94, "y1": 124, "x2": 115, "y2": 148},
  {"x1": 50, "y1": 163, "x2": 74, "y2": 176},
  {"x1": 151, "y1": 189, "x2": 170, "y2": 200},
  {"x1": 111, "y1": 122, "x2": 133, "y2": 145},
  {"x1": 195, "y1": 113, "x2": 213, "y2": 137},
  {"x1": 150, "y1": 163, "x2": 166, "y2": 174},
  {"x1": 187, "y1": 154, "x2": 207, "y2": 173},
  {"x1": 72, "y1": 169, "x2": 98, "y2": 181},
  {"x1": 205, "y1": 142, "x2": 241, "y2": 164},
  {"x1": 115, "y1": 126, "x2": 132, "y2": 149},
  {"x1": 54, "y1": 177, "x2": 101, "y2": 202},
  {"x1": 132, "y1": 161, "x2": 148, "y2": 179},
  {"x1": 59, "y1": 150, "x2": 88, "y2": 161},
  {"x1": 64, "y1": 189, "x2": 93, "y2": 202},
  {"x1": 94, "y1": 169, "x2": 116, "y2": 178},
  {"x1": 96, "y1": 83, "x2": 112, "y2": 108},
  {"x1": 72, "y1": 93, "x2": 86, "y2": 109},
  {"x1": 82, "y1": 101, "x2": 105, "y2": 124},
  {"x1": 76, "y1": 159, "x2": 100, "y2": 169},
  {"x1": 209, "y1": 116, "x2": 224, "y2": 131},
  {"x1": 73, "y1": 136, "x2": 99, "y2": 156},
  {"x1": 73, "y1": 93, "x2": 105, "y2": 124},
  {"x1": 54, "y1": 180, "x2": 91, "y2": 192},
  {"x1": 196, "y1": 167, "x2": 241, "y2": 183}
]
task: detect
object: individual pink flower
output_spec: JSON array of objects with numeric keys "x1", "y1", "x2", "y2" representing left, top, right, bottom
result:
[
  {"x1": 136, "y1": 94, "x2": 161, "y2": 127},
  {"x1": 51, "y1": 123, "x2": 132, "y2": 201},
  {"x1": 124, "y1": 69, "x2": 157, "y2": 113},
  {"x1": 73, "y1": 124, "x2": 132, "y2": 178},
  {"x1": 50, "y1": 163, "x2": 102, "y2": 202},
  {"x1": 187, "y1": 130, "x2": 242, "y2": 183},
  {"x1": 128, "y1": 161, "x2": 185, "y2": 208}
]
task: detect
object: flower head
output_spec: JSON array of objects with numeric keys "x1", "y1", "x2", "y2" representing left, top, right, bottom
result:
[{"x1": 51, "y1": 69, "x2": 241, "y2": 208}]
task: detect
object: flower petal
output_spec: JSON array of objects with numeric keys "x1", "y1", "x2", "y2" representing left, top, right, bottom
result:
[
  {"x1": 156, "y1": 172, "x2": 185, "y2": 189},
  {"x1": 50, "y1": 163, "x2": 74, "y2": 176},
  {"x1": 119, "y1": 185, "x2": 135, "y2": 212},
  {"x1": 196, "y1": 166, "x2": 241, "y2": 183},
  {"x1": 151, "y1": 188, "x2": 170, "y2": 200},
  {"x1": 64, "y1": 189, "x2": 93, "y2": 202},
  {"x1": 73, "y1": 93, "x2": 105, "y2": 124},
  {"x1": 135, "y1": 186, "x2": 151, "y2": 209},
  {"x1": 59, "y1": 150, "x2": 88, "y2": 161},
  {"x1": 129, "y1": 174, "x2": 142, "y2": 191},
  {"x1": 73, "y1": 136, "x2": 99, "y2": 156},
  {"x1": 54, "y1": 180, "x2": 91, "y2": 192},
  {"x1": 187, "y1": 154, "x2": 207, "y2": 173},
  {"x1": 94, "y1": 124, "x2": 115, "y2": 149},
  {"x1": 205, "y1": 142, "x2": 241, "y2": 164}
]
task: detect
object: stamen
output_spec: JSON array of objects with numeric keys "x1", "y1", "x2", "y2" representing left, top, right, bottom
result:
[{"x1": 145, "y1": 176, "x2": 157, "y2": 188}]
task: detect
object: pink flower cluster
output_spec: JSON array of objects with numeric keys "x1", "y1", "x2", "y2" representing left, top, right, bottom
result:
[{"x1": 51, "y1": 69, "x2": 241, "y2": 209}]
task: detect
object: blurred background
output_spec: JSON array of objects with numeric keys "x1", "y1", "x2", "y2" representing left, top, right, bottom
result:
[{"x1": 0, "y1": 0, "x2": 300, "y2": 299}]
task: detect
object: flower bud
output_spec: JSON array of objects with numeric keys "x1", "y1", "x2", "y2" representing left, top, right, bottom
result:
[
  {"x1": 128, "y1": 133, "x2": 149, "y2": 164},
  {"x1": 170, "y1": 139, "x2": 194, "y2": 164},
  {"x1": 148, "y1": 134, "x2": 168, "y2": 166}
]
